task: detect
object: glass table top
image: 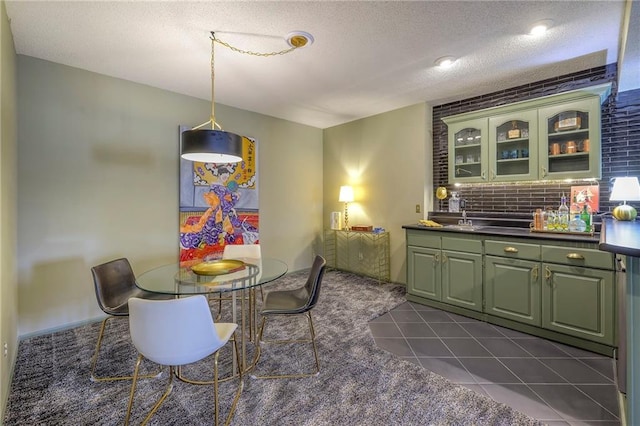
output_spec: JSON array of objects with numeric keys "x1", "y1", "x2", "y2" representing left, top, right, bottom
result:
[{"x1": 136, "y1": 257, "x2": 288, "y2": 295}]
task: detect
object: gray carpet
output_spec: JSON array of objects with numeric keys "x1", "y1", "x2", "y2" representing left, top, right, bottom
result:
[{"x1": 4, "y1": 270, "x2": 541, "y2": 425}]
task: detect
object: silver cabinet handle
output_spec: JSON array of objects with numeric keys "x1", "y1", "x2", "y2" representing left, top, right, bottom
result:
[
  {"x1": 567, "y1": 253, "x2": 585, "y2": 260},
  {"x1": 503, "y1": 247, "x2": 518, "y2": 253}
]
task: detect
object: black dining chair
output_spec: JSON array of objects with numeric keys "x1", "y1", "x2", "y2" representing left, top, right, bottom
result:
[
  {"x1": 253, "y1": 255, "x2": 326, "y2": 379},
  {"x1": 90, "y1": 257, "x2": 170, "y2": 382}
]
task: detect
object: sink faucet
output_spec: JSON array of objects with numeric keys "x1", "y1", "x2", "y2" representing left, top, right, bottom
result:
[{"x1": 458, "y1": 209, "x2": 472, "y2": 227}]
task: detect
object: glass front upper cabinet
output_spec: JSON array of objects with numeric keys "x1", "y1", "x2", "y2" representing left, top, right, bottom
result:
[
  {"x1": 538, "y1": 97, "x2": 601, "y2": 180},
  {"x1": 447, "y1": 118, "x2": 488, "y2": 183},
  {"x1": 488, "y1": 110, "x2": 538, "y2": 182}
]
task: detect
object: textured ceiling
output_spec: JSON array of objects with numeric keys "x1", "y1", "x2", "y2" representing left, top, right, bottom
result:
[{"x1": 4, "y1": 1, "x2": 631, "y2": 129}]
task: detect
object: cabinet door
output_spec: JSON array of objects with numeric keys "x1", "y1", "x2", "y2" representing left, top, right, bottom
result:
[
  {"x1": 441, "y1": 250, "x2": 483, "y2": 312},
  {"x1": 485, "y1": 256, "x2": 541, "y2": 326},
  {"x1": 541, "y1": 263, "x2": 614, "y2": 345},
  {"x1": 538, "y1": 97, "x2": 601, "y2": 180},
  {"x1": 488, "y1": 110, "x2": 538, "y2": 182},
  {"x1": 448, "y1": 118, "x2": 489, "y2": 183},
  {"x1": 407, "y1": 246, "x2": 441, "y2": 301}
]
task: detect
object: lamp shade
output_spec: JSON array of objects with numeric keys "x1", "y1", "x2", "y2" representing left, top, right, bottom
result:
[
  {"x1": 181, "y1": 129, "x2": 243, "y2": 163},
  {"x1": 338, "y1": 186, "x2": 354, "y2": 203},
  {"x1": 610, "y1": 177, "x2": 640, "y2": 201}
]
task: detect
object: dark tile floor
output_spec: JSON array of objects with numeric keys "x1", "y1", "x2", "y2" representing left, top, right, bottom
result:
[{"x1": 370, "y1": 301, "x2": 621, "y2": 425}]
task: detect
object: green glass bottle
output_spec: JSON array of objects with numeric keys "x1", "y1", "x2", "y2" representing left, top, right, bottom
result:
[{"x1": 580, "y1": 205, "x2": 591, "y2": 232}]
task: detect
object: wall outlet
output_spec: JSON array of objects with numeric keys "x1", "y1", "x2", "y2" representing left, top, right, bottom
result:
[
  {"x1": 3, "y1": 342, "x2": 7, "y2": 357},
  {"x1": 415, "y1": 204, "x2": 421, "y2": 213},
  {"x1": 358, "y1": 252, "x2": 364, "y2": 260}
]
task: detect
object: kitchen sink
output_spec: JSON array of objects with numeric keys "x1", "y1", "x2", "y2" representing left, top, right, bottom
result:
[{"x1": 444, "y1": 224, "x2": 484, "y2": 231}]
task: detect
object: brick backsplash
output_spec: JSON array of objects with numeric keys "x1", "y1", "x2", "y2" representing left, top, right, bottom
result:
[{"x1": 432, "y1": 64, "x2": 640, "y2": 216}]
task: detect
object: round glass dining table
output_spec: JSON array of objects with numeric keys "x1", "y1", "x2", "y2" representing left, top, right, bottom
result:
[
  {"x1": 135, "y1": 257, "x2": 288, "y2": 295},
  {"x1": 135, "y1": 257, "x2": 288, "y2": 375}
]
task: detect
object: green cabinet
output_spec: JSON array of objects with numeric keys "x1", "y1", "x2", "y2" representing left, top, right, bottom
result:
[
  {"x1": 441, "y1": 237, "x2": 483, "y2": 312},
  {"x1": 541, "y1": 245, "x2": 615, "y2": 345},
  {"x1": 484, "y1": 239, "x2": 542, "y2": 326},
  {"x1": 407, "y1": 245, "x2": 441, "y2": 300},
  {"x1": 488, "y1": 110, "x2": 538, "y2": 182},
  {"x1": 485, "y1": 256, "x2": 541, "y2": 326},
  {"x1": 538, "y1": 97, "x2": 602, "y2": 180},
  {"x1": 442, "y1": 84, "x2": 610, "y2": 184},
  {"x1": 447, "y1": 118, "x2": 488, "y2": 183},
  {"x1": 406, "y1": 228, "x2": 617, "y2": 349},
  {"x1": 406, "y1": 231, "x2": 482, "y2": 312}
]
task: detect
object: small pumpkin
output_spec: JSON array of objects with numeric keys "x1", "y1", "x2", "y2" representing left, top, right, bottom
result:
[{"x1": 612, "y1": 205, "x2": 638, "y2": 221}]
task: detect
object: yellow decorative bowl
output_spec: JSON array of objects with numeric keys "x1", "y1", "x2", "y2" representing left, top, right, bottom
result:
[{"x1": 191, "y1": 259, "x2": 246, "y2": 276}]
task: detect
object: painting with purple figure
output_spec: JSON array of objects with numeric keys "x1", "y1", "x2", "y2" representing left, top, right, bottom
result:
[{"x1": 178, "y1": 126, "x2": 259, "y2": 264}]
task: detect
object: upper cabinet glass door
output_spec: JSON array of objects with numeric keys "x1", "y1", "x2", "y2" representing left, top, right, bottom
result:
[
  {"x1": 488, "y1": 110, "x2": 538, "y2": 182},
  {"x1": 538, "y1": 97, "x2": 601, "y2": 180},
  {"x1": 447, "y1": 118, "x2": 488, "y2": 183}
]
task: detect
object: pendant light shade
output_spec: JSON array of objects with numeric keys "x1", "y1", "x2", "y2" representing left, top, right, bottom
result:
[
  {"x1": 181, "y1": 129, "x2": 243, "y2": 163},
  {"x1": 180, "y1": 32, "x2": 244, "y2": 163}
]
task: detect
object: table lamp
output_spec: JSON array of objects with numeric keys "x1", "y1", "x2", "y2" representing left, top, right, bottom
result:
[
  {"x1": 610, "y1": 176, "x2": 640, "y2": 221},
  {"x1": 338, "y1": 185, "x2": 354, "y2": 230}
]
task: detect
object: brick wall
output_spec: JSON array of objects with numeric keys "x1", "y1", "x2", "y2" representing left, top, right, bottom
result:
[{"x1": 432, "y1": 64, "x2": 640, "y2": 214}]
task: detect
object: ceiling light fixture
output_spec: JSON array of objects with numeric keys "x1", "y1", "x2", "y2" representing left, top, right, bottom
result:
[
  {"x1": 435, "y1": 56, "x2": 456, "y2": 69},
  {"x1": 529, "y1": 19, "x2": 554, "y2": 36},
  {"x1": 286, "y1": 31, "x2": 314, "y2": 48},
  {"x1": 181, "y1": 31, "x2": 312, "y2": 163}
]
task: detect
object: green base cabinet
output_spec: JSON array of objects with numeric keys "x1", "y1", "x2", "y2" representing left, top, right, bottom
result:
[
  {"x1": 406, "y1": 231, "x2": 482, "y2": 311},
  {"x1": 542, "y1": 263, "x2": 614, "y2": 345},
  {"x1": 405, "y1": 228, "x2": 617, "y2": 351},
  {"x1": 442, "y1": 249, "x2": 483, "y2": 312},
  {"x1": 485, "y1": 256, "x2": 541, "y2": 326},
  {"x1": 407, "y1": 246, "x2": 441, "y2": 301}
]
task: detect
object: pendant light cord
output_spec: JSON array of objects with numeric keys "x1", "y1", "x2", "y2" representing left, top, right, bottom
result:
[{"x1": 192, "y1": 31, "x2": 305, "y2": 131}]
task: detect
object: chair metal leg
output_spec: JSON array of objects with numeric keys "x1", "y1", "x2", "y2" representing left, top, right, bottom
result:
[
  {"x1": 221, "y1": 334, "x2": 244, "y2": 426},
  {"x1": 252, "y1": 311, "x2": 321, "y2": 379},
  {"x1": 90, "y1": 316, "x2": 161, "y2": 382},
  {"x1": 140, "y1": 365, "x2": 175, "y2": 426},
  {"x1": 125, "y1": 354, "x2": 145, "y2": 426}
]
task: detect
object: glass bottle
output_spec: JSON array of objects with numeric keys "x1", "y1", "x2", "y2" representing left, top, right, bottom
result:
[
  {"x1": 449, "y1": 192, "x2": 460, "y2": 213},
  {"x1": 558, "y1": 193, "x2": 569, "y2": 231},
  {"x1": 569, "y1": 214, "x2": 586, "y2": 232},
  {"x1": 580, "y1": 205, "x2": 591, "y2": 232}
]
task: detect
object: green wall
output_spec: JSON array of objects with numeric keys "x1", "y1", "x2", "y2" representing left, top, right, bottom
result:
[
  {"x1": 16, "y1": 55, "x2": 323, "y2": 337},
  {"x1": 323, "y1": 103, "x2": 431, "y2": 283},
  {"x1": 0, "y1": 0, "x2": 18, "y2": 418}
]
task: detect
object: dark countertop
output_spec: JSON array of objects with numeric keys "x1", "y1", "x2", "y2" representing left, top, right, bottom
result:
[
  {"x1": 598, "y1": 217, "x2": 640, "y2": 257},
  {"x1": 403, "y1": 224, "x2": 600, "y2": 243},
  {"x1": 403, "y1": 211, "x2": 601, "y2": 243}
]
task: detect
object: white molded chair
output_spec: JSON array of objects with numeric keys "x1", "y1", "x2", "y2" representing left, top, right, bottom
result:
[
  {"x1": 210, "y1": 244, "x2": 262, "y2": 320},
  {"x1": 125, "y1": 295, "x2": 243, "y2": 426}
]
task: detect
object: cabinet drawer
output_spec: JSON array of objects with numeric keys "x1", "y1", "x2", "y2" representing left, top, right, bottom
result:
[
  {"x1": 541, "y1": 246, "x2": 614, "y2": 270},
  {"x1": 407, "y1": 231, "x2": 441, "y2": 249},
  {"x1": 442, "y1": 237, "x2": 482, "y2": 253},
  {"x1": 485, "y1": 240, "x2": 541, "y2": 261}
]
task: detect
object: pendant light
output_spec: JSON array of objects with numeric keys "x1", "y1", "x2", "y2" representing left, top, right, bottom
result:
[
  {"x1": 181, "y1": 31, "x2": 314, "y2": 163},
  {"x1": 181, "y1": 33, "x2": 244, "y2": 163}
]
